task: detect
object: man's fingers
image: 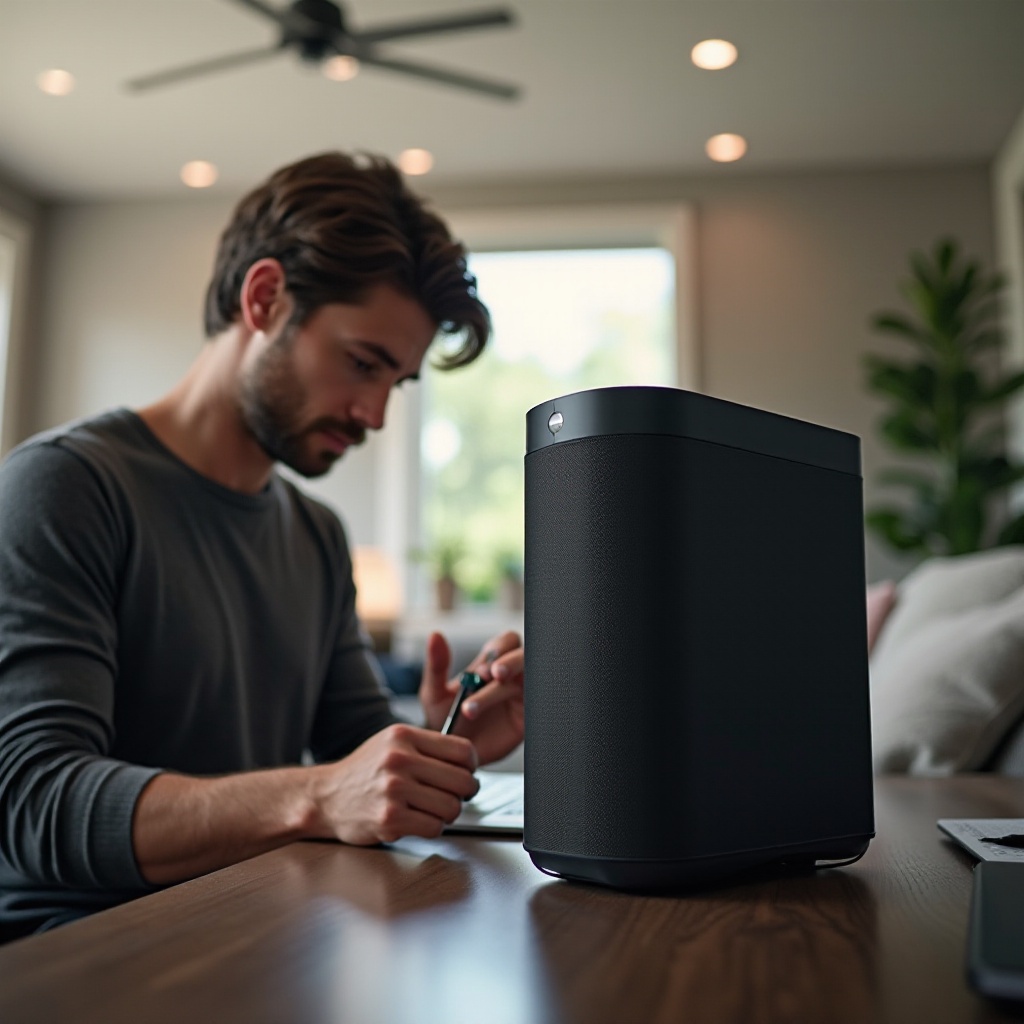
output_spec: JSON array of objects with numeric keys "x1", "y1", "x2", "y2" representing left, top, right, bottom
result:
[
  {"x1": 458, "y1": 641, "x2": 523, "y2": 720},
  {"x1": 470, "y1": 631, "x2": 522, "y2": 681},
  {"x1": 404, "y1": 723, "x2": 479, "y2": 771},
  {"x1": 371, "y1": 730, "x2": 479, "y2": 840},
  {"x1": 376, "y1": 804, "x2": 451, "y2": 843},
  {"x1": 419, "y1": 631, "x2": 452, "y2": 701},
  {"x1": 393, "y1": 736, "x2": 480, "y2": 832},
  {"x1": 407, "y1": 765, "x2": 478, "y2": 812},
  {"x1": 488, "y1": 647, "x2": 523, "y2": 683},
  {"x1": 459, "y1": 678, "x2": 516, "y2": 719}
]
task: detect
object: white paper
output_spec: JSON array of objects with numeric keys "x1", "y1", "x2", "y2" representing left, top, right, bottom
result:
[
  {"x1": 445, "y1": 770, "x2": 523, "y2": 835},
  {"x1": 937, "y1": 819, "x2": 1024, "y2": 862}
]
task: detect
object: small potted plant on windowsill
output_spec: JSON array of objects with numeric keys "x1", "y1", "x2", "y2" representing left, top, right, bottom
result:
[
  {"x1": 432, "y1": 538, "x2": 464, "y2": 613},
  {"x1": 497, "y1": 550, "x2": 524, "y2": 612}
]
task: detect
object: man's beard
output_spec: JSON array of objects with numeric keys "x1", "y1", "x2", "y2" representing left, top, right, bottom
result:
[{"x1": 236, "y1": 330, "x2": 366, "y2": 479}]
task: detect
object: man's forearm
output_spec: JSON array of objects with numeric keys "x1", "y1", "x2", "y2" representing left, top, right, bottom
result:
[
  {"x1": 132, "y1": 767, "x2": 325, "y2": 885},
  {"x1": 132, "y1": 723, "x2": 480, "y2": 886}
]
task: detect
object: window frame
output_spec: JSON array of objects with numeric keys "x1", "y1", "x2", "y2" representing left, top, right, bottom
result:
[
  {"x1": 445, "y1": 202, "x2": 699, "y2": 389},
  {"x1": 0, "y1": 207, "x2": 34, "y2": 457}
]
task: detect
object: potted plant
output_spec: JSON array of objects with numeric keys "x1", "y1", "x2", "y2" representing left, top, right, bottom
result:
[
  {"x1": 432, "y1": 537, "x2": 464, "y2": 612},
  {"x1": 496, "y1": 550, "x2": 524, "y2": 612},
  {"x1": 864, "y1": 238, "x2": 1024, "y2": 557}
]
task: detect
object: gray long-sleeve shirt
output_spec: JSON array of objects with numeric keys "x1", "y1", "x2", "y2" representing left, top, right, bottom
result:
[{"x1": 0, "y1": 409, "x2": 397, "y2": 937}]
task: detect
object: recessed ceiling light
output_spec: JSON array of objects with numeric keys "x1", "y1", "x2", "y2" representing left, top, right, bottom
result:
[
  {"x1": 398, "y1": 148, "x2": 434, "y2": 176},
  {"x1": 37, "y1": 69, "x2": 75, "y2": 96},
  {"x1": 323, "y1": 56, "x2": 359, "y2": 82},
  {"x1": 180, "y1": 160, "x2": 218, "y2": 188},
  {"x1": 691, "y1": 39, "x2": 738, "y2": 71},
  {"x1": 705, "y1": 133, "x2": 748, "y2": 163}
]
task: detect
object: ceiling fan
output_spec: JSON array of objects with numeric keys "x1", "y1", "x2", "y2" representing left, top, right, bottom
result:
[{"x1": 125, "y1": 0, "x2": 520, "y2": 100}]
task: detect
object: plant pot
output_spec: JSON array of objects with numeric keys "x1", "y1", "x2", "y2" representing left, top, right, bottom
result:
[
  {"x1": 436, "y1": 575, "x2": 457, "y2": 612},
  {"x1": 500, "y1": 575, "x2": 524, "y2": 612}
]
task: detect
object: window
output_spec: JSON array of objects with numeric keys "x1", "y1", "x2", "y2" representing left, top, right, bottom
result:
[{"x1": 412, "y1": 204, "x2": 696, "y2": 608}]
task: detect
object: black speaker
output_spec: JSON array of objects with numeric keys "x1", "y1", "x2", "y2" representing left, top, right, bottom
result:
[{"x1": 523, "y1": 386, "x2": 874, "y2": 889}]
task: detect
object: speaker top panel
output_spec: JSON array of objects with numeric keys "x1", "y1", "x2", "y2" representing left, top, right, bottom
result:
[{"x1": 526, "y1": 386, "x2": 860, "y2": 477}]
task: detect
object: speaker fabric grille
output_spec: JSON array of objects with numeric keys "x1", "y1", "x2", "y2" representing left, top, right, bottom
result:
[{"x1": 524, "y1": 433, "x2": 873, "y2": 861}]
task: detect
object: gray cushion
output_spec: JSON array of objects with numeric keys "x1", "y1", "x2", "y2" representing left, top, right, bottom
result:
[
  {"x1": 872, "y1": 546, "x2": 1024, "y2": 664},
  {"x1": 870, "y1": 547, "x2": 1024, "y2": 775}
]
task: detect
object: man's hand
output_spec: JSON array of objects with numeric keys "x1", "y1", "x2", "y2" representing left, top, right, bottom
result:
[
  {"x1": 418, "y1": 631, "x2": 524, "y2": 765},
  {"x1": 309, "y1": 723, "x2": 480, "y2": 845}
]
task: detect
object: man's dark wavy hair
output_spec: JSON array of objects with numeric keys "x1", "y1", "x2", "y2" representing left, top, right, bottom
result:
[{"x1": 203, "y1": 151, "x2": 489, "y2": 368}]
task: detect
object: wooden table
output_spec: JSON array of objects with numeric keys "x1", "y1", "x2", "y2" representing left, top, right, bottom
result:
[{"x1": 0, "y1": 776, "x2": 1022, "y2": 1024}]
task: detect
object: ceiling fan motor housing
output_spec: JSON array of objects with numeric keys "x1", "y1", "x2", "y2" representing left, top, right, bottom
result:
[{"x1": 286, "y1": 0, "x2": 347, "y2": 61}]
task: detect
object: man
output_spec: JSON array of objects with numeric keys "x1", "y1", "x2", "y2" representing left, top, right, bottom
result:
[{"x1": 0, "y1": 152, "x2": 524, "y2": 940}]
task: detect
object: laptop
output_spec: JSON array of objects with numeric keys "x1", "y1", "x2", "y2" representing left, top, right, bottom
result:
[{"x1": 445, "y1": 770, "x2": 524, "y2": 835}]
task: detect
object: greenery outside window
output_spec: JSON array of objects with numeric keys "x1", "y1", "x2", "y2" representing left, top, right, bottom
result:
[{"x1": 414, "y1": 196, "x2": 697, "y2": 611}]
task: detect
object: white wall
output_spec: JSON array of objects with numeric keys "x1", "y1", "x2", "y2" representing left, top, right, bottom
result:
[{"x1": 24, "y1": 163, "x2": 995, "y2": 580}]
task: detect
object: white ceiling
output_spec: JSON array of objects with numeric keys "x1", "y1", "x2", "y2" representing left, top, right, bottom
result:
[{"x1": 2, "y1": 0, "x2": 1024, "y2": 201}]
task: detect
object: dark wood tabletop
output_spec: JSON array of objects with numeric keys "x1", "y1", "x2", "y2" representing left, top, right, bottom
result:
[{"x1": 0, "y1": 775, "x2": 1022, "y2": 1024}]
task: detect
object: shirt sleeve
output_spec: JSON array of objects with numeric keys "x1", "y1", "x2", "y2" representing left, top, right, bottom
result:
[
  {"x1": 305, "y1": 511, "x2": 400, "y2": 763},
  {"x1": 0, "y1": 443, "x2": 160, "y2": 891}
]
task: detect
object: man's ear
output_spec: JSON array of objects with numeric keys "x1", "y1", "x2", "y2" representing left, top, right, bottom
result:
[{"x1": 239, "y1": 258, "x2": 288, "y2": 333}]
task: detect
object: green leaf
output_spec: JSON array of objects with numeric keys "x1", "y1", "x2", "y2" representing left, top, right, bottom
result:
[
  {"x1": 981, "y1": 369, "x2": 1024, "y2": 405},
  {"x1": 911, "y1": 250, "x2": 940, "y2": 294},
  {"x1": 865, "y1": 508, "x2": 930, "y2": 553},
  {"x1": 997, "y1": 512, "x2": 1024, "y2": 546},
  {"x1": 964, "y1": 329, "x2": 1005, "y2": 353},
  {"x1": 864, "y1": 358, "x2": 937, "y2": 407},
  {"x1": 871, "y1": 313, "x2": 932, "y2": 346},
  {"x1": 951, "y1": 367, "x2": 982, "y2": 408},
  {"x1": 903, "y1": 278, "x2": 940, "y2": 330},
  {"x1": 969, "y1": 292, "x2": 1004, "y2": 318},
  {"x1": 970, "y1": 273, "x2": 1006, "y2": 302},
  {"x1": 960, "y1": 456, "x2": 1024, "y2": 493},
  {"x1": 938, "y1": 478, "x2": 986, "y2": 555},
  {"x1": 934, "y1": 238, "x2": 957, "y2": 275},
  {"x1": 880, "y1": 411, "x2": 937, "y2": 452}
]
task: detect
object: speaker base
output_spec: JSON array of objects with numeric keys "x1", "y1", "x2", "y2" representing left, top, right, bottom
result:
[{"x1": 528, "y1": 834, "x2": 873, "y2": 891}]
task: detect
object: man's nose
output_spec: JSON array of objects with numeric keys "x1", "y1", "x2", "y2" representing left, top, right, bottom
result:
[{"x1": 352, "y1": 387, "x2": 389, "y2": 432}]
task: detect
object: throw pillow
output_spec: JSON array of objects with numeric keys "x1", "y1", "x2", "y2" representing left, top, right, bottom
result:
[
  {"x1": 871, "y1": 549, "x2": 1024, "y2": 775},
  {"x1": 872, "y1": 546, "x2": 1024, "y2": 664}
]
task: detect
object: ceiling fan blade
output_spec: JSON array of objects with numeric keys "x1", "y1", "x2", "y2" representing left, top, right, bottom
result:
[
  {"x1": 222, "y1": 0, "x2": 291, "y2": 30},
  {"x1": 125, "y1": 45, "x2": 286, "y2": 92},
  {"x1": 223, "y1": 0, "x2": 325, "y2": 38},
  {"x1": 357, "y1": 54, "x2": 519, "y2": 100},
  {"x1": 354, "y1": 8, "x2": 514, "y2": 46}
]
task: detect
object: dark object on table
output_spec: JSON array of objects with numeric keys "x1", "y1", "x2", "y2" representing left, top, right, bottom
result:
[
  {"x1": 981, "y1": 834, "x2": 1024, "y2": 849},
  {"x1": 967, "y1": 861, "x2": 1024, "y2": 1002}
]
